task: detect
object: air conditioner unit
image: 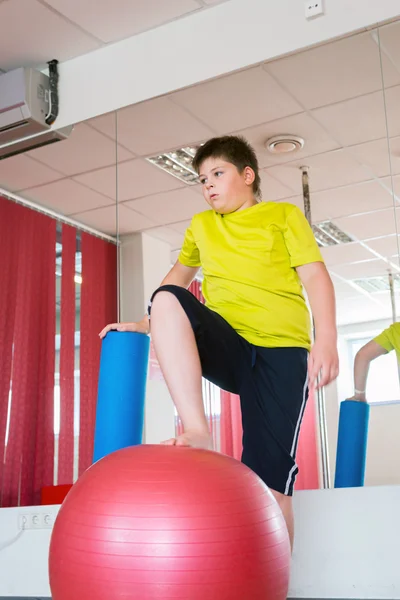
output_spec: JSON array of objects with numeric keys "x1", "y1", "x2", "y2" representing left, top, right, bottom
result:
[{"x1": 0, "y1": 67, "x2": 72, "y2": 160}]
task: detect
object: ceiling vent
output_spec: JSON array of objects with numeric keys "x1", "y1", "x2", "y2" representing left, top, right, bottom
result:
[{"x1": 265, "y1": 135, "x2": 304, "y2": 154}]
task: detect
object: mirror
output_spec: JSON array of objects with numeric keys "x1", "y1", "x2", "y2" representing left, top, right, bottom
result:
[{"x1": 112, "y1": 20, "x2": 400, "y2": 488}]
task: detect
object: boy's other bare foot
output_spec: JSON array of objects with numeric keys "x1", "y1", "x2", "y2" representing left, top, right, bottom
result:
[{"x1": 161, "y1": 430, "x2": 212, "y2": 450}]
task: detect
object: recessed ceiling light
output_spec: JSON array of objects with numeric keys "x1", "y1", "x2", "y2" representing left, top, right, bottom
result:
[
  {"x1": 265, "y1": 135, "x2": 305, "y2": 154},
  {"x1": 312, "y1": 221, "x2": 354, "y2": 247},
  {"x1": 353, "y1": 275, "x2": 400, "y2": 293},
  {"x1": 147, "y1": 146, "x2": 202, "y2": 185}
]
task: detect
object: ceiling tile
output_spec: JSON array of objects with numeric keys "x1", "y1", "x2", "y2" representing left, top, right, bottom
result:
[
  {"x1": 125, "y1": 187, "x2": 206, "y2": 224},
  {"x1": 310, "y1": 178, "x2": 394, "y2": 222},
  {"x1": 260, "y1": 171, "x2": 296, "y2": 200},
  {"x1": 0, "y1": 0, "x2": 100, "y2": 71},
  {"x1": 335, "y1": 296, "x2": 391, "y2": 327},
  {"x1": 266, "y1": 149, "x2": 372, "y2": 195},
  {"x1": 92, "y1": 97, "x2": 214, "y2": 156},
  {"x1": 333, "y1": 208, "x2": 398, "y2": 241},
  {"x1": 330, "y1": 275, "x2": 360, "y2": 298},
  {"x1": 74, "y1": 159, "x2": 184, "y2": 201},
  {"x1": 312, "y1": 92, "x2": 387, "y2": 146},
  {"x1": 320, "y1": 242, "x2": 377, "y2": 267},
  {"x1": 347, "y1": 139, "x2": 394, "y2": 179},
  {"x1": 236, "y1": 113, "x2": 340, "y2": 169},
  {"x1": 22, "y1": 179, "x2": 112, "y2": 216},
  {"x1": 379, "y1": 21, "x2": 400, "y2": 86},
  {"x1": 265, "y1": 32, "x2": 400, "y2": 110},
  {"x1": 365, "y1": 235, "x2": 400, "y2": 258},
  {"x1": 330, "y1": 258, "x2": 393, "y2": 280},
  {"x1": 0, "y1": 155, "x2": 62, "y2": 192},
  {"x1": 385, "y1": 86, "x2": 400, "y2": 138},
  {"x1": 27, "y1": 123, "x2": 133, "y2": 176},
  {"x1": 145, "y1": 226, "x2": 185, "y2": 249},
  {"x1": 169, "y1": 220, "x2": 192, "y2": 234},
  {"x1": 171, "y1": 66, "x2": 302, "y2": 133},
  {"x1": 44, "y1": 0, "x2": 200, "y2": 43},
  {"x1": 70, "y1": 204, "x2": 156, "y2": 236}
]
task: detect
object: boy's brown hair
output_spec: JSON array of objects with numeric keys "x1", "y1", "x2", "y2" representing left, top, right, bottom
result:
[{"x1": 192, "y1": 135, "x2": 261, "y2": 200}]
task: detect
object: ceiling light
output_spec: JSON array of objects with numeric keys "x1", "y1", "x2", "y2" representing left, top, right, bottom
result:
[
  {"x1": 312, "y1": 221, "x2": 354, "y2": 247},
  {"x1": 265, "y1": 135, "x2": 304, "y2": 154},
  {"x1": 353, "y1": 274, "x2": 400, "y2": 293},
  {"x1": 147, "y1": 146, "x2": 202, "y2": 185}
]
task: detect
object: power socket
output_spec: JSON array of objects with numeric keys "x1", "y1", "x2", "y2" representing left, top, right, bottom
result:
[
  {"x1": 18, "y1": 512, "x2": 54, "y2": 530},
  {"x1": 305, "y1": 0, "x2": 324, "y2": 19}
]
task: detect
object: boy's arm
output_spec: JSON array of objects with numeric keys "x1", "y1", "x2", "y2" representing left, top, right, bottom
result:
[
  {"x1": 296, "y1": 261, "x2": 339, "y2": 390},
  {"x1": 99, "y1": 261, "x2": 199, "y2": 338},
  {"x1": 350, "y1": 340, "x2": 388, "y2": 401}
]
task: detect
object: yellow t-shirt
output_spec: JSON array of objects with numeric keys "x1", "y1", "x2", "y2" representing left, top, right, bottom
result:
[
  {"x1": 178, "y1": 201, "x2": 323, "y2": 350},
  {"x1": 374, "y1": 323, "x2": 400, "y2": 362}
]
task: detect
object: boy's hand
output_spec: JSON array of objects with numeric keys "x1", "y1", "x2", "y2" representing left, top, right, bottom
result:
[
  {"x1": 99, "y1": 317, "x2": 149, "y2": 339},
  {"x1": 308, "y1": 337, "x2": 339, "y2": 390}
]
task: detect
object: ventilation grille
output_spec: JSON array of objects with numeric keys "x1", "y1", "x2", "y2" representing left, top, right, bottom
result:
[{"x1": 313, "y1": 221, "x2": 354, "y2": 247}]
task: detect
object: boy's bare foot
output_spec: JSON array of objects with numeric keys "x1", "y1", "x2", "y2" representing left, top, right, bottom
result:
[{"x1": 161, "y1": 430, "x2": 213, "y2": 450}]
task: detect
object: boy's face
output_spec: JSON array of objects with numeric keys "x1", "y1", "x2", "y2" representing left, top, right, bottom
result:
[{"x1": 198, "y1": 157, "x2": 257, "y2": 214}]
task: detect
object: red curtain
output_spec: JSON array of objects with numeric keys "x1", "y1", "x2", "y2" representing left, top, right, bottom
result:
[
  {"x1": 294, "y1": 389, "x2": 320, "y2": 490},
  {"x1": 79, "y1": 233, "x2": 117, "y2": 476},
  {"x1": 0, "y1": 197, "x2": 56, "y2": 507},
  {"x1": 57, "y1": 225, "x2": 76, "y2": 485},
  {"x1": 220, "y1": 391, "x2": 243, "y2": 460},
  {"x1": 0, "y1": 198, "x2": 19, "y2": 504}
]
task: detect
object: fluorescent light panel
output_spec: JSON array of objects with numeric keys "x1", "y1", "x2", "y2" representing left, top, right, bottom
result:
[{"x1": 147, "y1": 146, "x2": 201, "y2": 185}]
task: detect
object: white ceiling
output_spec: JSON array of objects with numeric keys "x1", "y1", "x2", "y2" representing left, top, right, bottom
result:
[
  {"x1": 0, "y1": 0, "x2": 232, "y2": 71},
  {"x1": 1, "y1": 18, "x2": 400, "y2": 327}
]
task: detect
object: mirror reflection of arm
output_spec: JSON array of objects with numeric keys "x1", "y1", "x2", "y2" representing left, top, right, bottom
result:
[{"x1": 351, "y1": 341, "x2": 388, "y2": 402}]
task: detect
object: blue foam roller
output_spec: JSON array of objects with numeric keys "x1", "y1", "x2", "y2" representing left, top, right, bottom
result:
[
  {"x1": 334, "y1": 400, "x2": 370, "y2": 488},
  {"x1": 93, "y1": 331, "x2": 150, "y2": 463}
]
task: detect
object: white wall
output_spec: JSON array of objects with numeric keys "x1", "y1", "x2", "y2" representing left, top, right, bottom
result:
[
  {"x1": 56, "y1": 0, "x2": 400, "y2": 128},
  {"x1": 119, "y1": 232, "x2": 176, "y2": 445},
  {"x1": 1, "y1": 486, "x2": 399, "y2": 598},
  {"x1": 0, "y1": 504, "x2": 59, "y2": 598},
  {"x1": 290, "y1": 486, "x2": 400, "y2": 598}
]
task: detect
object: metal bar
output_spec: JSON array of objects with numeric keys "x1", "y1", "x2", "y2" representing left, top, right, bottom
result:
[
  {"x1": 115, "y1": 110, "x2": 121, "y2": 323},
  {"x1": 300, "y1": 166, "x2": 331, "y2": 489},
  {"x1": 388, "y1": 271, "x2": 397, "y2": 324}
]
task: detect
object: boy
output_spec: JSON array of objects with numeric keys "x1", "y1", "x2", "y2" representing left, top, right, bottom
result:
[
  {"x1": 351, "y1": 322, "x2": 400, "y2": 402},
  {"x1": 100, "y1": 135, "x2": 339, "y2": 550}
]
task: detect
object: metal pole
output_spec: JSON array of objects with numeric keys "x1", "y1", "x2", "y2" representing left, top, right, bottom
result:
[
  {"x1": 388, "y1": 271, "x2": 397, "y2": 325},
  {"x1": 388, "y1": 271, "x2": 400, "y2": 386},
  {"x1": 115, "y1": 110, "x2": 121, "y2": 324},
  {"x1": 300, "y1": 166, "x2": 331, "y2": 489}
]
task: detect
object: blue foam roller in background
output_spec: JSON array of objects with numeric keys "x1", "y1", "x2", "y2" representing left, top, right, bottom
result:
[
  {"x1": 334, "y1": 399, "x2": 370, "y2": 488},
  {"x1": 93, "y1": 331, "x2": 150, "y2": 463}
]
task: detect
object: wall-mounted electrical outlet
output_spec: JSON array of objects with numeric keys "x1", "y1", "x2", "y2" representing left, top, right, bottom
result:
[
  {"x1": 305, "y1": 0, "x2": 324, "y2": 19},
  {"x1": 18, "y1": 512, "x2": 54, "y2": 530}
]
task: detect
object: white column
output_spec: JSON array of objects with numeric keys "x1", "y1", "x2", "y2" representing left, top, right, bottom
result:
[{"x1": 120, "y1": 232, "x2": 176, "y2": 443}]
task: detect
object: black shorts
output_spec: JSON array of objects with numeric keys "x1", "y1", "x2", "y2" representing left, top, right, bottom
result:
[{"x1": 149, "y1": 285, "x2": 309, "y2": 496}]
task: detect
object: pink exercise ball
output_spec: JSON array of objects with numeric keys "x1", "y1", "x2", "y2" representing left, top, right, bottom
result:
[{"x1": 49, "y1": 445, "x2": 290, "y2": 600}]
